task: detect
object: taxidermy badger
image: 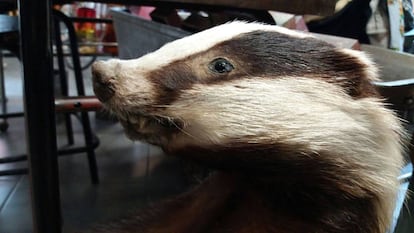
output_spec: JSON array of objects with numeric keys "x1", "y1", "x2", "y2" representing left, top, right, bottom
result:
[{"x1": 91, "y1": 22, "x2": 404, "y2": 233}]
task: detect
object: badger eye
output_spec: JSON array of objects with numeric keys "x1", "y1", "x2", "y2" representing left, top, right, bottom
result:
[{"x1": 209, "y1": 58, "x2": 234, "y2": 74}]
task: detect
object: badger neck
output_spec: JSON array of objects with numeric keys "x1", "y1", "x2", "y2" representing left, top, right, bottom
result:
[{"x1": 169, "y1": 144, "x2": 391, "y2": 233}]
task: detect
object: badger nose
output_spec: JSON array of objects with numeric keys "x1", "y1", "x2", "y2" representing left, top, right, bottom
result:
[{"x1": 92, "y1": 61, "x2": 116, "y2": 102}]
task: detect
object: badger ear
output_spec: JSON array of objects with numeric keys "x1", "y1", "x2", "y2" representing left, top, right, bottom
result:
[
  {"x1": 340, "y1": 48, "x2": 379, "y2": 82},
  {"x1": 328, "y1": 48, "x2": 380, "y2": 99}
]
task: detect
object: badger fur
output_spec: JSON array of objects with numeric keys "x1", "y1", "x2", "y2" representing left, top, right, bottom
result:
[{"x1": 90, "y1": 21, "x2": 405, "y2": 233}]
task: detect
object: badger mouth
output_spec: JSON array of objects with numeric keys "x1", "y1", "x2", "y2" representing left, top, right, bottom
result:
[{"x1": 117, "y1": 112, "x2": 183, "y2": 146}]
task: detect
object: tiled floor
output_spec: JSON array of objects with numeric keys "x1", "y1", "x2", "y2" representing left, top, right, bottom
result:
[
  {"x1": 0, "y1": 56, "x2": 194, "y2": 233},
  {"x1": 0, "y1": 55, "x2": 412, "y2": 233}
]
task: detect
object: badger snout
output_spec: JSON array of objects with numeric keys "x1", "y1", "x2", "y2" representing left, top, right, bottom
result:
[{"x1": 92, "y1": 60, "x2": 116, "y2": 102}]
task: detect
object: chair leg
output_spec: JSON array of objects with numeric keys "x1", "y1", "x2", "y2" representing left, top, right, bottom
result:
[
  {"x1": 80, "y1": 112, "x2": 99, "y2": 184},
  {"x1": 63, "y1": 114, "x2": 74, "y2": 145},
  {"x1": 0, "y1": 51, "x2": 9, "y2": 132},
  {"x1": 53, "y1": 18, "x2": 75, "y2": 145}
]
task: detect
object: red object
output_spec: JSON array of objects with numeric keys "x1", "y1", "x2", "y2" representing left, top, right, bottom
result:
[
  {"x1": 54, "y1": 96, "x2": 102, "y2": 113},
  {"x1": 75, "y1": 7, "x2": 96, "y2": 31}
]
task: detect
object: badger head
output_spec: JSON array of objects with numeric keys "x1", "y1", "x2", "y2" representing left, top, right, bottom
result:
[{"x1": 92, "y1": 22, "x2": 404, "y2": 232}]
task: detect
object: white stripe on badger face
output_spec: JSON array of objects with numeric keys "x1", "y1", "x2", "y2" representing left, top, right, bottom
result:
[
  {"x1": 123, "y1": 21, "x2": 312, "y2": 72},
  {"x1": 166, "y1": 77, "x2": 402, "y2": 172}
]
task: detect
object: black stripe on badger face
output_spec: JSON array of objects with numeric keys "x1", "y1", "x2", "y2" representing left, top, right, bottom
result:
[{"x1": 148, "y1": 30, "x2": 378, "y2": 105}]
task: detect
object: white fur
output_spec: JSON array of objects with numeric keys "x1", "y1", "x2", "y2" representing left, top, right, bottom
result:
[
  {"x1": 93, "y1": 59, "x2": 156, "y2": 116},
  {"x1": 168, "y1": 77, "x2": 401, "y2": 165}
]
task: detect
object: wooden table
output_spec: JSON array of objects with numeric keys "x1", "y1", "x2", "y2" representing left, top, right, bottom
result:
[
  {"x1": 18, "y1": 1, "x2": 336, "y2": 232},
  {"x1": 56, "y1": 0, "x2": 337, "y2": 15}
]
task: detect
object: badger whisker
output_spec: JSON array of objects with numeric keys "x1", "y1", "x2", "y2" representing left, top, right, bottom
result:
[
  {"x1": 151, "y1": 104, "x2": 175, "y2": 108},
  {"x1": 169, "y1": 119, "x2": 203, "y2": 142},
  {"x1": 152, "y1": 114, "x2": 201, "y2": 141}
]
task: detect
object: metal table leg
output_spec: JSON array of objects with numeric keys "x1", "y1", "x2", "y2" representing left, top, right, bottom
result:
[{"x1": 18, "y1": 0, "x2": 62, "y2": 232}]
